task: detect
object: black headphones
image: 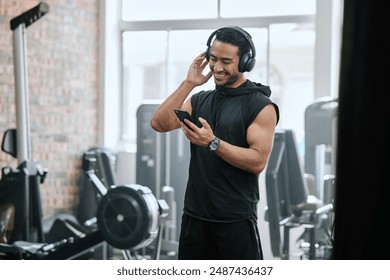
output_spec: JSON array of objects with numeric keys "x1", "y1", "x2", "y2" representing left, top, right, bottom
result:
[{"x1": 205, "y1": 26, "x2": 256, "y2": 73}]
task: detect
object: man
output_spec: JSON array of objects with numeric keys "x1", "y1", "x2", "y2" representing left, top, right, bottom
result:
[{"x1": 150, "y1": 26, "x2": 279, "y2": 259}]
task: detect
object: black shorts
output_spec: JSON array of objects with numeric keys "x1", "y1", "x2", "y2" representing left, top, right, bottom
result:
[{"x1": 178, "y1": 213, "x2": 263, "y2": 260}]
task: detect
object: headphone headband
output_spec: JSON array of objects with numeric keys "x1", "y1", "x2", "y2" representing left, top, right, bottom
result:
[{"x1": 206, "y1": 26, "x2": 256, "y2": 59}]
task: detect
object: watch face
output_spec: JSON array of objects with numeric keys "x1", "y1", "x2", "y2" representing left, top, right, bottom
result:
[{"x1": 208, "y1": 137, "x2": 220, "y2": 151}]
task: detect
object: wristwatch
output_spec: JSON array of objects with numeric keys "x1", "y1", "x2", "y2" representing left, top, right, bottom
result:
[{"x1": 208, "y1": 137, "x2": 220, "y2": 152}]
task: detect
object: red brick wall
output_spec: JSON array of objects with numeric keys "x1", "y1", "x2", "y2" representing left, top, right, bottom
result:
[{"x1": 0, "y1": 0, "x2": 99, "y2": 219}]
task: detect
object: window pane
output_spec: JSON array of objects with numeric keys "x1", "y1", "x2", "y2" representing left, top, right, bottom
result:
[
  {"x1": 122, "y1": 31, "x2": 168, "y2": 142},
  {"x1": 242, "y1": 28, "x2": 269, "y2": 88},
  {"x1": 122, "y1": 0, "x2": 218, "y2": 20},
  {"x1": 121, "y1": 28, "x2": 269, "y2": 144},
  {"x1": 221, "y1": 0, "x2": 316, "y2": 17},
  {"x1": 121, "y1": 25, "x2": 316, "y2": 151},
  {"x1": 269, "y1": 23, "x2": 315, "y2": 149},
  {"x1": 167, "y1": 30, "x2": 215, "y2": 95}
]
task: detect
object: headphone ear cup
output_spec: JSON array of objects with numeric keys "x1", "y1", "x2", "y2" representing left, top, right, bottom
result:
[
  {"x1": 245, "y1": 57, "x2": 256, "y2": 72},
  {"x1": 239, "y1": 52, "x2": 251, "y2": 72}
]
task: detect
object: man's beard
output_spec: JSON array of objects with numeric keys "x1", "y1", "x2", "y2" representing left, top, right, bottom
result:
[{"x1": 214, "y1": 72, "x2": 239, "y2": 87}]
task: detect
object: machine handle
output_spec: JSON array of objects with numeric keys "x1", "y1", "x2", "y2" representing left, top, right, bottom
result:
[{"x1": 10, "y1": 2, "x2": 49, "y2": 30}]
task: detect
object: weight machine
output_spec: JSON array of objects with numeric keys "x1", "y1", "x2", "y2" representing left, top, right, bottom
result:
[
  {"x1": 265, "y1": 129, "x2": 334, "y2": 260},
  {"x1": 0, "y1": 2, "x2": 168, "y2": 260}
]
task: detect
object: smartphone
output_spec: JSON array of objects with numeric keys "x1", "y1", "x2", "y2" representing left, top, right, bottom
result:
[{"x1": 174, "y1": 109, "x2": 194, "y2": 127}]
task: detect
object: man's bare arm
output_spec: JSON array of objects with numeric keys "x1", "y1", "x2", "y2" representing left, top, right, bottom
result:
[
  {"x1": 216, "y1": 104, "x2": 278, "y2": 174},
  {"x1": 150, "y1": 52, "x2": 212, "y2": 132},
  {"x1": 150, "y1": 81, "x2": 195, "y2": 132}
]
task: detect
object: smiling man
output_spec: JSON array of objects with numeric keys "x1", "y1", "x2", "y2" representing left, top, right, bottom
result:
[{"x1": 150, "y1": 26, "x2": 279, "y2": 260}]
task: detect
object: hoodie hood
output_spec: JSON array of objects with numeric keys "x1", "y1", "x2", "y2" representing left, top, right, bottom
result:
[{"x1": 215, "y1": 79, "x2": 271, "y2": 98}]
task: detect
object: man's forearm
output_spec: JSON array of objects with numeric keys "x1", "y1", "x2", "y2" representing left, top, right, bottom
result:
[{"x1": 150, "y1": 80, "x2": 195, "y2": 132}]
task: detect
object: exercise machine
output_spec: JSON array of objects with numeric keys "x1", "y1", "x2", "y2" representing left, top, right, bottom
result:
[
  {"x1": 136, "y1": 103, "x2": 190, "y2": 257},
  {"x1": 0, "y1": 2, "x2": 169, "y2": 260},
  {"x1": 265, "y1": 129, "x2": 334, "y2": 260},
  {"x1": 0, "y1": 1, "x2": 49, "y2": 245},
  {"x1": 0, "y1": 150, "x2": 169, "y2": 260},
  {"x1": 304, "y1": 97, "x2": 338, "y2": 201}
]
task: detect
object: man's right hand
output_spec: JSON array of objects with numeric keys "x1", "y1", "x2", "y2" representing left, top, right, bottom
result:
[{"x1": 186, "y1": 52, "x2": 213, "y2": 86}]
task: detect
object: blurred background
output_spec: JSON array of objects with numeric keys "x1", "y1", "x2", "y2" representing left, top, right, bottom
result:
[{"x1": 0, "y1": 0, "x2": 344, "y2": 260}]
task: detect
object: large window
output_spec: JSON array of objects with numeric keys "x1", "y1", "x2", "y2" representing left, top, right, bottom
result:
[
  {"x1": 120, "y1": 0, "x2": 317, "y2": 153},
  {"x1": 112, "y1": 0, "x2": 342, "y2": 260},
  {"x1": 122, "y1": 0, "x2": 316, "y2": 20}
]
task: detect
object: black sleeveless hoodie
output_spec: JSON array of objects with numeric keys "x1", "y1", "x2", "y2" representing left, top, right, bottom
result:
[{"x1": 183, "y1": 79, "x2": 279, "y2": 222}]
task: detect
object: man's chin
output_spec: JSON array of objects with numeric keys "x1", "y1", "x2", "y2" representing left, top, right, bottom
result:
[
  {"x1": 214, "y1": 80, "x2": 223, "y2": 86},
  {"x1": 213, "y1": 76, "x2": 227, "y2": 86}
]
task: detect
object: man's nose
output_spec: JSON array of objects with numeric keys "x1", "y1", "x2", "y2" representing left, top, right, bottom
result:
[{"x1": 213, "y1": 60, "x2": 224, "y2": 72}]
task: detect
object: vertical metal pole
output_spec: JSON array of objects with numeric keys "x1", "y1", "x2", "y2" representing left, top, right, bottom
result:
[
  {"x1": 9, "y1": 1, "x2": 49, "y2": 243},
  {"x1": 12, "y1": 24, "x2": 31, "y2": 164},
  {"x1": 12, "y1": 24, "x2": 32, "y2": 241},
  {"x1": 155, "y1": 132, "x2": 161, "y2": 199}
]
